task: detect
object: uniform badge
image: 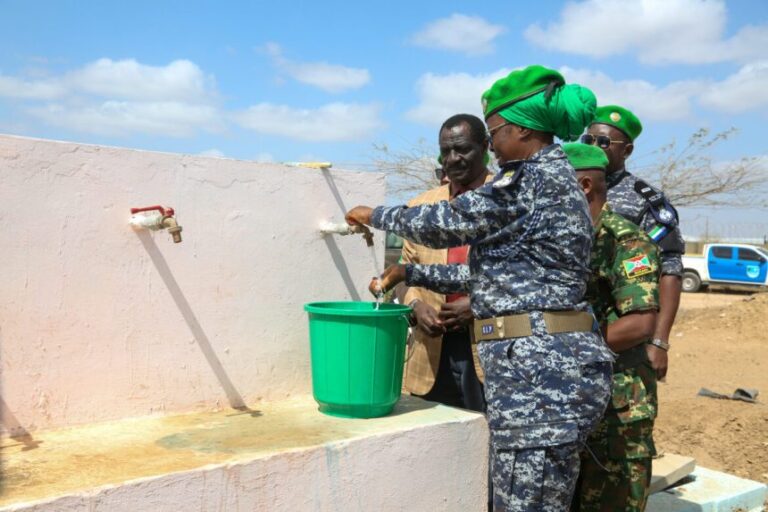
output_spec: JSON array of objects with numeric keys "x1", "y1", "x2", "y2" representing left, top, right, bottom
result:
[
  {"x1": 658, "y1": 208, "x2": 673, "y2": 223},
  {"x1": 481, "y1": 325, "x2": 494, "y2": 335},
  {"x1": 622, "y1": 255, "x2": 653, "y2": 278},
  {"x1": 610, "y1": 112, "x2": 622, "y2": 122},
  {"x1": 493, "y1": 170, "x2": 517, "y2": 188}
]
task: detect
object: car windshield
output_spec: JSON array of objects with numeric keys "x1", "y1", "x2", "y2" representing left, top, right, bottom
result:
[{"x1": 756, "y1": 247, "x2": 768, "y2": 260}]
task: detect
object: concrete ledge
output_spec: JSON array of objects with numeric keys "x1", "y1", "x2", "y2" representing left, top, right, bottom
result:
[
  {"x1": 0, "y1": 395, "x2": 489, "y2": 511},
  {"x1": 648, "y1": 466, "x2": 768, "y2": 512}
]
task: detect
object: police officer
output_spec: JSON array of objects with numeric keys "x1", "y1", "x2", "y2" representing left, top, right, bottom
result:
[
  {"x1": 582, "y1": 107, "x2": 683, "y2": 380},
  {"x1": 346, "y1": 65, "x2": 613, "y2": 511},
  {"x1": 563, "y1": 143, "x2": 661, "y2": 511}
]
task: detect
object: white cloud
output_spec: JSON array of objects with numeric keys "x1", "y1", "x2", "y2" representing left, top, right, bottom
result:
[
  {"x1": 525, "y1": 0, "x2": 768, "y2": 65},
  {"x1": 29, "y1": 101, "x2": 222, "y2": 138},
  {"x1": 264, "y1": 43, "x2": 370, "y2": 93},
  {"x1": 67, "y1": 58, "x2": 214, "y2": 101},
  {"x1": 699, "y1": 61, "x2": 768, "y2": 113},
  {"x1": 410, "y1": 14, "x2": 506, "y2": 56},
  {"x1": 0, "y1": 75, "x2": 66, "y2": 100},
  {"x1": 1, "y1": 58, "x2": 221, "y2": 138},
  {"x1": 405, "y1": 69, "x2": 510, "y2": 125},
  {"x1": 234, "y1": 102, "x2": 383, "y2": 142},
  {"x1": 560, "y1": 67, "x2": 705, "y2": 121}
]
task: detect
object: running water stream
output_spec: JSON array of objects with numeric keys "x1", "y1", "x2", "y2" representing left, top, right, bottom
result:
[{"x1": 368, "y1": 245, "x2": 384, "y2": 310}]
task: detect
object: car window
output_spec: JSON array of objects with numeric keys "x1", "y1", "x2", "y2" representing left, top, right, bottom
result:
[
  {"x1": 738, "y1": 248, "x2": 763, "y2": 261},
  {"x1": 711, "y1": 247, "x2": 732, "y2": 259}
]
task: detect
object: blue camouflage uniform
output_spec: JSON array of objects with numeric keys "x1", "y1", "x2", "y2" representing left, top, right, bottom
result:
[
  {"x1": 607, "y1": 170, "x2": 684, "y2": 276},
  {"x1": 371, "y1": 144, "x2": 614, "y2": 511}
]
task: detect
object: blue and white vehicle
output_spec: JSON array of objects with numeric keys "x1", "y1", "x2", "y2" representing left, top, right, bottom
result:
[{"x1": 681, "y1": 243, "x2": 768, "y2": 292}]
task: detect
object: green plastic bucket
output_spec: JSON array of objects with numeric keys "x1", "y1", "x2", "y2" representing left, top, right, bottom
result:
[{"x1": 304, "y1": 301, "x2": 412, "y2": 418}]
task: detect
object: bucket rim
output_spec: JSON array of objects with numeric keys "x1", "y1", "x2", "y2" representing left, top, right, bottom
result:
[{"x1": 304, "y1": 301, "x2": 411, "y2": 317}]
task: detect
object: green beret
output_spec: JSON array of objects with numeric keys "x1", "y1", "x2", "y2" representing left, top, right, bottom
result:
[
  {"x1": 481, "y1": 65, "x2": 565, "y2": 119},
  {"x1": 562, "y1": 143, "x2": 608, "y2": 171},
  {"x1": 591, "y1": 105, "x2": 642, "y2": 141}
]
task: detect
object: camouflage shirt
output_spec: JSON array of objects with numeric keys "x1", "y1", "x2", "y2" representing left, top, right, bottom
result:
[
  {"x1": 370, "y1": 144, "x2": 594, "y2": 320},
  {"x1": 586, "y1": 205, "x2": 660, "y2": 329},
  {"x1": 607, "y1": 169, "x2": 684, "y2": 276}
]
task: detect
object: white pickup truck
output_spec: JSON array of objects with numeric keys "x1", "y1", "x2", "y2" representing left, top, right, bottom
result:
[{"x1": 681, "y1": 243, "x2": 768, "y2": 292}]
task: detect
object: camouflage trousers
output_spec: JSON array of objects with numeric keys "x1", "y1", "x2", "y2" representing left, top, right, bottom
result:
[
  {"x1": 572, "y1": 359, "x2": 658, "y2": 512},
  {"x1": 478, "y1": 315, "x2": 613, "y2": 511}
]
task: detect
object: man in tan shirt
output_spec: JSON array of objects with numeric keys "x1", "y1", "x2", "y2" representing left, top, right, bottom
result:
[{"x1": 401, "y1": 113, "x2": 492, "y2": 412}]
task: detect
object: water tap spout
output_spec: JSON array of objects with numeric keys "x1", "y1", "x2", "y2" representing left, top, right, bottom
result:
[
  {"x1": 319, "y1": 221, "x2": 374, "y2": 247},
  {"x1": 161, "y1": 215, "x2": 183, "y2": 243},
  {"x1": 129, "y1": 205, "x2": 182, "y2": 243}
]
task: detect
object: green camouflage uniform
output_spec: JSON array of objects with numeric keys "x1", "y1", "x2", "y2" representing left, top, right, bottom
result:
[{"x1": 572, "y1": 205, "x2": 660, "y2": 512}]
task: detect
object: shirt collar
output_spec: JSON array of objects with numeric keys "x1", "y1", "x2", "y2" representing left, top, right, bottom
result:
[{"x1": 606, "y1": 167, "x2": 629, "y2": 188}]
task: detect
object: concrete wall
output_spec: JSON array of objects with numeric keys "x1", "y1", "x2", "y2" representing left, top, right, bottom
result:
[{"x1": 0, "y1": 134, "x2": 386, "y2": 432}]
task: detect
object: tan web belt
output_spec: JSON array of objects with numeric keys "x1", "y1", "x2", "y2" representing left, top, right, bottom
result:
[{"x1": 473, "y1": 311, "x2": 594, "y2": 342}]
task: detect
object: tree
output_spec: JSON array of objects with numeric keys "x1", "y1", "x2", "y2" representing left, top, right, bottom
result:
[
  {"x1": 371, "y1": 127, "x2": 768, "y2": 208},
  {"x1": 370, "y1": 139, "x2": 441, "y2": 200},
  {"x1": 633, "y1": 128, "x2": 768, "y2": 208}
]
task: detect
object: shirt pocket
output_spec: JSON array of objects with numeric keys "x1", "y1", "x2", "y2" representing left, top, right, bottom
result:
[{"x1": 607, "y1": 371, "x2": 657, "y2": 425}]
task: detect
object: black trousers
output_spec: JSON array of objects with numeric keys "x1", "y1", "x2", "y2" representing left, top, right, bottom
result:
[{"x1": 416, "y1": 327, "x2": 486, "y2": 413}]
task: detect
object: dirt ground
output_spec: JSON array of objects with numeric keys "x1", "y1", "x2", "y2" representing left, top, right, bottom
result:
[{"x1": 654, "y1": 289, "x2": 768, "y2": 484}]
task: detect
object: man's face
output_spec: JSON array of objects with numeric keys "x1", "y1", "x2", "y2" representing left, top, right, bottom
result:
[
  {"x1": 439, "y1": 123, "x2": 486, "y2": 186},
  {"x1": 586, "y1": 123, "x2": 632, "y2": 173}
]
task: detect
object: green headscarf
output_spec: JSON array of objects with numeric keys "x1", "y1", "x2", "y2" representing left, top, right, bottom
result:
[{"x1": 482, "y1": 66, "x2": 597, "y2": 142}]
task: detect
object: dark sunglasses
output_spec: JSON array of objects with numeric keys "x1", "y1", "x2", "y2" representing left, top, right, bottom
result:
[{"x1": 580, "y1": 134, "x2": 627, "y2": 149}]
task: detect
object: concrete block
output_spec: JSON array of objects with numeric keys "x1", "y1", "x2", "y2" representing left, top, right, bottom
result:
[
  {"x1": 0, "y1": 395, "x2": 489, "y2": 512},
  {"x1": 650, "y1": 453, "x2": 696, "y2": 494},
  {"x1": 647, "y1": 466, "x2": 767, "y2": 512}
]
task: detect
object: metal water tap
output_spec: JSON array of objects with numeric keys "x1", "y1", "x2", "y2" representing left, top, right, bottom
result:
[
  {"x1": 319, "y1": 221, "x2": 374, "y2": 247},
  {"x1": 129, "y1": 205, "x2": 183, "y2": 243}
]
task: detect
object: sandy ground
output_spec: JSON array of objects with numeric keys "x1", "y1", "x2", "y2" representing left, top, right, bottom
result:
[{"x1": 655, "y1": 289, "x2": 768, "y2": 484}]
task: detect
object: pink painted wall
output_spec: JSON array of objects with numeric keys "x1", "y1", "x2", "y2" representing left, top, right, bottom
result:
[{"x1": 0, "y1": 134, "x2": 386, "y2": 432}]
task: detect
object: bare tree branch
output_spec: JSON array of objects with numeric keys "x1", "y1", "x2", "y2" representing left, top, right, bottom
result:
[
  {"x1": 371, "y1": 139, "x2": 441, "y2": 198},
  {"x1": 633, "y1": 128, "x2": 768, "y2": 208}
]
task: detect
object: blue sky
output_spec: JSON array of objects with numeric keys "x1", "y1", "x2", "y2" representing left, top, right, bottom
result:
[{"x1": 1, "y1": 0, "x2": 767, "y2": 236}]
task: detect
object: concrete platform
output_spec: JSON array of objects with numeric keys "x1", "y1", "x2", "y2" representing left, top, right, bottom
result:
[
  {"x1": 648, "y1": 466, "x2": 767, "y2": 512},
  {"x1": 0, "y1": 395, "x2": 489, "y2": 511}
]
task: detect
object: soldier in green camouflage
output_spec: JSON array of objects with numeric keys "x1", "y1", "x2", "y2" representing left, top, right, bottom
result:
[{"x1": 564, "y1": 143, "x2": 661, "y2": 512}]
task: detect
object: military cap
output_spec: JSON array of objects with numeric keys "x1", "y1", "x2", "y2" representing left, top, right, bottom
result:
[
  {"x1": 591, "y1": 105, "x2": 642, "y2": 141},
  {"x1": 563, "y1": 143, "x2": 609, "y2": 171},
  {"x1": 481, "y1": 65, "x2": 565, "y2": 119}
]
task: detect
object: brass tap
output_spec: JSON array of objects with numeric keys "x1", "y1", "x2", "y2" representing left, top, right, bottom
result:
[{"x1": 161, "y1": 215, "x2": 183, "y2": 243}]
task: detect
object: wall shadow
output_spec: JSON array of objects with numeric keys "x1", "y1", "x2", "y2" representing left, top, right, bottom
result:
[
  {"x1": 136, "y1": 230, "x2": 246, "y2": 410},
  {"x1": 320, "y1": 167, "x2": 365, "y2": 301},
  {"x1": 0, "y1": 398, "x2": 41, "y2": 451}
]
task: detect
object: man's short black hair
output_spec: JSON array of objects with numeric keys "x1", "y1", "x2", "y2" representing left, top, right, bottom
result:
[{"x1": 439, "y1": 114, "x2": 486, "y2": 145}]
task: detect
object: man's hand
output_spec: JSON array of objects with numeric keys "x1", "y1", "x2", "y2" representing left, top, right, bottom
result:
[
  {"x1": 345, "y1": 206, "x2": 374, "y2": 227},
  {"x1": 368, "y1": 265, "x2": 406, "y2": 296},
  {"x1": 412, "y1": 301, "x2": 445, "y2": 337},
  {"x1": 646, "y1": 343, "x2": 668, "y2": 381},
  {"x1": 438, "y1": 296, "x2": 474, "y2": 331}
]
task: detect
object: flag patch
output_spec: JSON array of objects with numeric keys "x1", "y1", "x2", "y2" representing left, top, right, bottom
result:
[
  {"x1": 481, "y1": 325, "x2": 494, "y2": 335},
  {"x1": 622, "y1": 255, "x2": 653, "y2": 278}
]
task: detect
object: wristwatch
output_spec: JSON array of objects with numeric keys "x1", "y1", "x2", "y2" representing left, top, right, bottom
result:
[{"x1": 648, "y1": 338, "x2": 670, "y2": 351}]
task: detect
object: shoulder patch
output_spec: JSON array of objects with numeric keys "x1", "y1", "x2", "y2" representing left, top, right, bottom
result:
[
  {"x1": 492, "y1": 168, "x2": 522, "y2": 189},
  {"x1": 622, "y1": 254, "x2": 654, "y2": 279},
  {"x1": 602, "y1": 210, "x2": 642, "y2": 240},
  {"x1": 633, "y1": 179, "x2": 679, "y2": 228}
]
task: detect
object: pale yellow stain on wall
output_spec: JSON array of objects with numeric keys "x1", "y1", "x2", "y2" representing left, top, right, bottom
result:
[{"x1": 0, "y1": 395, "x2": 473, "y2": 507}]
